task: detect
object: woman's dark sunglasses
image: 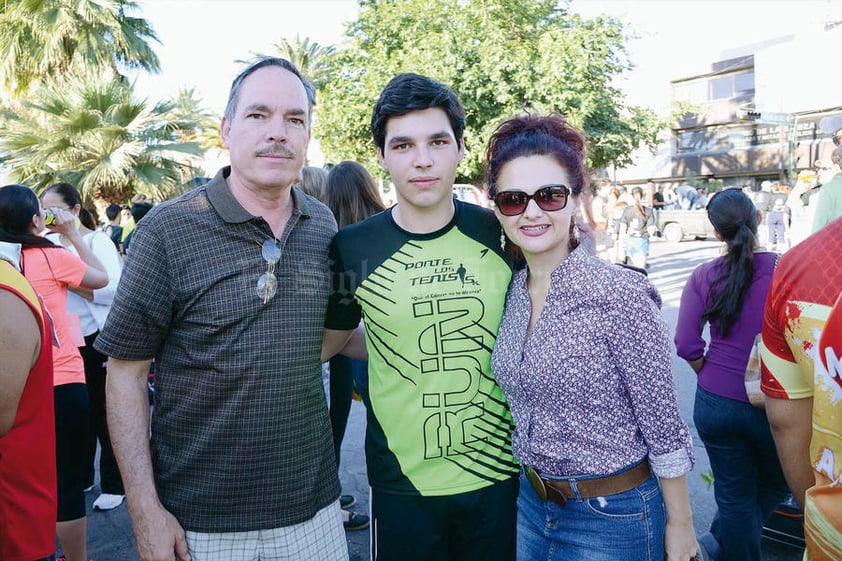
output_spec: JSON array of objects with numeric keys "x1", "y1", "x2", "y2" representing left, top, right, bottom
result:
[{"x1": 493, "y1": 184, "x2": 570, "y2": 216}]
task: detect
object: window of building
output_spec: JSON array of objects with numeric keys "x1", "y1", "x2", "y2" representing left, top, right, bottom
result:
[
  {"x1": 673, "y1": 80, "x2": 708, "y2": 105},
  {"x1": 734, "y1": 71, "x2": 754, "y2": 94},
  {"x1": 676, "y1": 130, "x2": 706, "y2": 153},
  {"x1": 675, "y1": 123, "x2": 783, "y2": 154},
  {"x1": 674, "y1": 70, "x2": 755, "y2": 104},
  {"x1": 709, "y1": 70, "x2": 755, "y2": 100},
  {"x1": 710, "y1": 76, "x2": 733, "y2": 100}
]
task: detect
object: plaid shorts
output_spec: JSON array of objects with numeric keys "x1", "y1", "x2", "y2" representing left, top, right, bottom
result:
[{"x1": 185, "y1": 500, "x2": 347, "y2": 561}]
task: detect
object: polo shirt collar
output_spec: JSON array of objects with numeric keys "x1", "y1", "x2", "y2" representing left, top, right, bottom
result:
[
  {"x1": 206, "y1": 166, "x2": 314, "y2": 224},
  {"x1": 0, "y1": 241, "x2": 22, "y2": 271}
]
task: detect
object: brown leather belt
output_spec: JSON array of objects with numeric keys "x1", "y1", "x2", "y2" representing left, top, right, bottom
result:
[{"x1": 524, "y1": 459, "x2": 650, "y2": 507}]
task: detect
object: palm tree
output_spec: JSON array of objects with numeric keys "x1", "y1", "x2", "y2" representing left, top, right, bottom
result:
[
  {"x1": 0, "y1": 69, "x2": 204, "y2": 205},
  {"x1": 0, "y1": 0, "x2": 160, "y2": 98},
  {"x1": 269, "y1": 34, "x2": 336, "y2": 90},
  {"x1": 168, "y1": 87, "x2": 222, "y2": 152}
]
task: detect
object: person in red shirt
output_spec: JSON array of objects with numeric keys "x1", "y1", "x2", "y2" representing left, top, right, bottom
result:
[
  {"x1": 0, "y1": 239, "x2": 57, "y2": 561},
  {"x1": 761, "y1": 217, "x2": 842, "y2": 560},
  {"x1": 0, "y1": 184, "x2": 108, "y2": 561}
]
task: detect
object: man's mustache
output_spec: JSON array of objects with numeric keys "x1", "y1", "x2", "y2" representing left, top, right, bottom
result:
[{"x1": 256, "y1": 144, "x2": 295, "y2": 157}]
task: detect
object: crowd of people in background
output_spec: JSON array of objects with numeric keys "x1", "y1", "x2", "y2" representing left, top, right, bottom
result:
[
  {"x1": 25, "y1": 159, "x2": 841, "y2": 275},
  {"x1": 1, "y1": 56, "x2": 840, "y2": 561},
  {"x1": 577, "y1": 146, "x2": 842, "y2": 267}
]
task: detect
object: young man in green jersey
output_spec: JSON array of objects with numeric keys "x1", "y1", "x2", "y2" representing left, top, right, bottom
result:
[{"x1": 323, "y1": 73, "x2": 518, "y2": 561}]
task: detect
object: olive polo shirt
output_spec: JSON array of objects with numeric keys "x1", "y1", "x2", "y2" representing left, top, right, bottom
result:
[{"x1": 95, "y1": 167, "x2": 340, "y2": 532}]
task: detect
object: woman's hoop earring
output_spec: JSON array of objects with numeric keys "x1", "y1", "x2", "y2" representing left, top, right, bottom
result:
[{"x1": 568, "y1": 217, "x2": 580, "y2": 252}]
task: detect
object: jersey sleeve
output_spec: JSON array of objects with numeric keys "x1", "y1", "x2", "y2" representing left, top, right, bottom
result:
[
  {"x1": 325, "y1": 236, "x2": 363, "y2": 331},
  {"x1": 760, "y1": 272, "x2": 813, "y2": 399}
]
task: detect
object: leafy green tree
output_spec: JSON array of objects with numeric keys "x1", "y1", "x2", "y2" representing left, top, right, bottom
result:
[
  {"x1": 317, "y1": 0, "x2": 663, "y2": 182},
  {"x1": 0, "y1": 69, "x2": 204, "y2": 204},
  {"x1": 0, "y1": 0, "x2": 160, "y2": 98}
]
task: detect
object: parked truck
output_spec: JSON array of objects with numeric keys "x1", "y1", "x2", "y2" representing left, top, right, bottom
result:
[{"x1": 655, "y1": 209, "x2": 717, "y2": 242}]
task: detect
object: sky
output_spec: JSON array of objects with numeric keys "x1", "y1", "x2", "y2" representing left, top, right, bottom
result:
[
  {"x1": 131, "y1": 0, "x2": 360, "y2": 117},
  {"x1": 129, "y1": 0, "x2": 841, "y2": 164},
  {"x1": 131, "y1": 0, "x2": 841, "y2": 112}
]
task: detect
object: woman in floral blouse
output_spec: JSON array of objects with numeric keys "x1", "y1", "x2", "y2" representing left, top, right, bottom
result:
[{"x1": 486, "y1": 113, "x2": 698, "y2": 561}]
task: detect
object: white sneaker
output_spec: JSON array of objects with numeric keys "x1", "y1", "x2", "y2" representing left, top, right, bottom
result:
[{"x1": 93, "y1": 493, "x2": 125, "y2": 511}]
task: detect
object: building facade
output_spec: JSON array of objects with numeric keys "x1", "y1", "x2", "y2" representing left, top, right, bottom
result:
[{"x1": 615, "y1": 20, "x2": 842, "y2": 191}]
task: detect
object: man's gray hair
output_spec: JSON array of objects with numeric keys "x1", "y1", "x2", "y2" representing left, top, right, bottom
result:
[
  {"x1": 832, "y1": 145, "x2": 842, "y2": 167},
  {"x1": 223, "y1": 57, "x2": 316, "y2": 125}
]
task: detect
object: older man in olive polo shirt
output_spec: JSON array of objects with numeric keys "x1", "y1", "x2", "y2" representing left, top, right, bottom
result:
[{"x1": 95, "y1": 57, "x2": 347, "y2": 561}]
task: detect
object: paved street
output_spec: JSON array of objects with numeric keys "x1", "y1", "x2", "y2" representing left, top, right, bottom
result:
[{"x1": 81, "y1": 237, "x2": 803, "y2": 560}]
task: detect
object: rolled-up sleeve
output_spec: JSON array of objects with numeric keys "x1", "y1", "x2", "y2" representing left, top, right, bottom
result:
[{"x1": 611, "y1": 277, "x2": 695, "y2": 478}]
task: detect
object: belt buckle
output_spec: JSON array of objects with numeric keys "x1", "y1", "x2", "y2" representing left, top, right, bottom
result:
[{"x1": 525, "y1": 466, "x2": 547, "y2": 502}]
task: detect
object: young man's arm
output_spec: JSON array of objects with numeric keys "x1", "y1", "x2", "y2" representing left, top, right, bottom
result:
[
  {"x1": 0, "y1": 290, "x2": 41, "y2": 436},
  {"x1": 322, "y1": 327, "x2": 368, "y2": 362},
  {"x1": 766, "y1": 395, "x2": 814, "y2": 510},
  {"x1": 106, "y1": 357, "x2": 191, "y2": 561},
  {"x1": 342, "y1": 324, "x2": 368, "y2": 361}
]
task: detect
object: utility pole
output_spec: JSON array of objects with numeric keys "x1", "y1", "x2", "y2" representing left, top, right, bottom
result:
[{"x1": 787, "y1": 114, "x2": 800, "y2": 183}]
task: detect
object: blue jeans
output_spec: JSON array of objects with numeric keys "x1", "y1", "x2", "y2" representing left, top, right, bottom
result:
[
  {"x1": 693, "y1": 386, "x2": 790, "y2": 561},
  {"x1": 517, "y1": 470, "x2": 666, "y2": 561}
]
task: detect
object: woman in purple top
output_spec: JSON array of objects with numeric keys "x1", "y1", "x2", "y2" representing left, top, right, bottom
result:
[
  {"x1": 487, "y1": 113, "x2": 697, "y2": 561},
  {"x1": 675, "y1": 188, "x2": 790, "y2": 561}
]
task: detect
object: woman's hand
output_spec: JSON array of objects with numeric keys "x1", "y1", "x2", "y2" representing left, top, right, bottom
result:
[
  {"x1": 47, "y1": 207, "x2": 80, "y2": 238},
  {"x1": 47, "y1": 208, "x2": 109, "y2": 289},
  {"x1": 661, "y1": 475, "x2": 699, "y2": 560},
  {"x1": 665, "y1": 518, "x2": 698, "y2": 560}
]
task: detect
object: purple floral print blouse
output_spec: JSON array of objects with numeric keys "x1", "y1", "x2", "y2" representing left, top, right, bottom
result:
[{"x1": 491, "y1": 246, "x2": 694, "y2": 479}]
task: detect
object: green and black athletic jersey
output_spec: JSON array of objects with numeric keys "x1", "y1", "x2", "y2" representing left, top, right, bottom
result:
[{"x1": 327, "y1": 200, "x2": 519, "y2": 496}]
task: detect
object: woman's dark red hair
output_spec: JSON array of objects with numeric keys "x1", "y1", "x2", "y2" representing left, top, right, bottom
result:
[{"x1": 486, "y1": 112, "x2": 587, "y2": 198}]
